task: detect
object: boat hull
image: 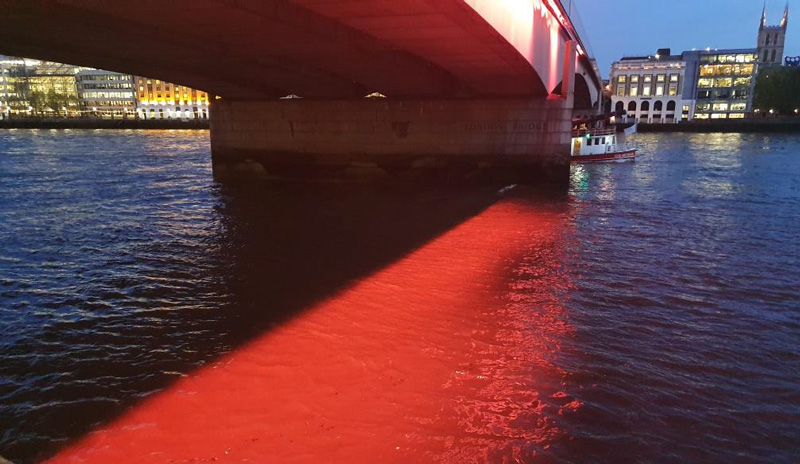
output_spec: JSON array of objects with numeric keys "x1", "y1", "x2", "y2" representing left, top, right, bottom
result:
[{"x1": 571, "y1": 149, "x2": 636, "y2": 164}]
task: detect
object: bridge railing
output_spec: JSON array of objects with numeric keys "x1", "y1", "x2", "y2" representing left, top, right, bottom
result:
[{"x1": 559, "y1": 0, "x2": 595, "y2": 60}]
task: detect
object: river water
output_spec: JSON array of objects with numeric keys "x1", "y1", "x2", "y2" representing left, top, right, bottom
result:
[{"x1": 0, "y1": 130, "x2": 798, "y2": 463}]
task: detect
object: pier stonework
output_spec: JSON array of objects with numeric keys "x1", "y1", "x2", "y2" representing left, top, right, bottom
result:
[{"x1": 209, "y1": 97, "x2": 573, "y2": 185}]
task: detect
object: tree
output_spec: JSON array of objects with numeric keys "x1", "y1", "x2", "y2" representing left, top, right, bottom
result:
[
  {"x1": 28, "y1": 90, "x2": 48, "y2": 116},
  {"x1": 46, "y1": 89, "x2": 76, "y2": 116},
  {"x1": 753, "y1": 67, "x2": 800, "y2": 115}
]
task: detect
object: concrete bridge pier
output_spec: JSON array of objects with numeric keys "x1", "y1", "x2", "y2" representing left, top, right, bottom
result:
[{"x1": 209, "y1": 96, "x2": 574, "y2": 185}]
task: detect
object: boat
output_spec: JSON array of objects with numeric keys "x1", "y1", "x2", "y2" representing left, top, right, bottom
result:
[{"x1": 570, "y1": 117, "x2": 637, "y2": 164}]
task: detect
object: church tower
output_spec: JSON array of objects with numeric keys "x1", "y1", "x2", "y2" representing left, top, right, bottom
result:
[{"x1": 757, "y1": 3, "x2": 789, "y2": 67}]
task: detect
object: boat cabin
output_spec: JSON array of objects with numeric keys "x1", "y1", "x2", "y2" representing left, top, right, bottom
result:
[{"x1": 571, "y1": 128, "x2": 618, "y2": 157}]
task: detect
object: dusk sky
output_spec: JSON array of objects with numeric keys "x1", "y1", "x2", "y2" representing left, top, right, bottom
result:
[{"x1": 574, "y1": 0, "x2": 796, "y2": 78}]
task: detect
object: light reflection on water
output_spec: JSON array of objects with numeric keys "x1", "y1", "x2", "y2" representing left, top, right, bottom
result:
[{"x1": 1, "y1": 130, "x2": 800, "y2": 463}]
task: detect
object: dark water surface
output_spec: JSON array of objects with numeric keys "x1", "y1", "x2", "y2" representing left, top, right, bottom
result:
[{"x1": 0, "y1": 130, "x2": 798, "y2": 463}]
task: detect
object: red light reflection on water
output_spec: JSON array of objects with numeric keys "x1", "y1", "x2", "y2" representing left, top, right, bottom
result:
[{"x1": 47, "y1": 199, "x2": 574, "y2": 463}]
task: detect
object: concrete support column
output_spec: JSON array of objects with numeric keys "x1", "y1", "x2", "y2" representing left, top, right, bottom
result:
[
  {"x1": 209, "y1": 97, "x2": 573, "y2": 185},
  {"x1": 561, "y1": 40, "x2": 576, "y2": 103}
]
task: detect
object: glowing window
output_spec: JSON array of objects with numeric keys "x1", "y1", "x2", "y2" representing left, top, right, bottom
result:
[
  {"x1": 712, "y1": 103, "x2": 729, "y2": 111},
  {"x1": 715, "y1": 78, "x2": 732, "y2": 88},
  {"x1": 698, "y1": 78, "x2": 713, "y2": 88},
  {"x1": 668, "y1": 84, "x2": 678, "y2": 96},
  {"x1": 728, "y1": 113, "x2": 745, "y2": 119}
]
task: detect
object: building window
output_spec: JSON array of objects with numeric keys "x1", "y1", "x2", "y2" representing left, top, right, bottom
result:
[
  {"x1": 771, "y1": 49, "x2": 777, "y2": 62},
  {"x1": 669, "y1": 74, "x2": 679, "y2": 82},
  {"x1": 631, "y1": 75, "x2": 640, "y2": 83},
  {"x1": 734, "y1": 77, "x2": 752, "y2": 87},
  {"x1": 641, "y1": 101, "x2": 650, "y2": 112},
  {"x1": 657, "y1": 74, "x2": 666, "y2": 83},
  {"x1": 644, "y1": 75, "x2": 652, "y2": 83},
  {"x1": 764, "y1": 50, "x2": 770, "y2": 62},
  {"x1": 656, "y1": 84, "x2": 665, "y2": 96},
  {"x1": 711, "y1": 113, "x2": 728, "y2": 119},
  {"x1": 682, "y1": 105, "x2": 690, "y2": 113},
  {"x1": 729, "y1": 113, "x2": 745, "y2": 119},
  {"x1": 643, "y1": 85, "x2": 652, "y2": 97},
  {"x1": 699, "y1": 78, "x2": 713, "y2": 88},
  {"x1": 630, "y1": 86, "x2": 638, "y2": 97},
  {"x1": 667, "y1": 101, "x2": 677, "y2": 111},
  {"x1": 628, "y1": 101, "x2": 637, "y2": 112},
  {"x1": 732, "y1": 89, "x2": 748, "y2": 99},
  {"x1": 730, "y1": 103, "x2": 747, "y2": 111},
  {"x1": 618, "y1": 75, "x2": 627, "y2": 83},
  {"x1": 616, "y1": 85, "x2": 625, "y2": 97},
  {"x1": 668, "y1": 83, "x2": 679, "y2": 96},
  {"x1": 712, "y1": 103, "x2": 729, "y2": 111},
  {"x1": 715, "y1": 78, "x2": 732, "y2": 88},
  {"x1": 654, "y1": 101, "x2": 663, "y2": 111}
]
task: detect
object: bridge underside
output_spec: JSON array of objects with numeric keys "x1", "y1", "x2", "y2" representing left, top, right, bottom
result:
[
  {"x1": 0, "y1": 0, "x2": 597, "y2": 184},
  {"x1": 211, "y1": 97, "x2": 573, "y2": 184}
]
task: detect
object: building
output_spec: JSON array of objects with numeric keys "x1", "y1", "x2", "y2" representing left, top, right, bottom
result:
[
  {"x1": 757, "y1": 4, "x2": 788, "y2": 68},
  {"x1": 609, "y1": 49, "x2": 688, "y2": 124},
  {"x1": 0, "y1": 58, "x2": 28, "y2": 118},
  {"x1": 0, "y1": 58, "x2": 82, "y2": 117},
  {"x1": 609, "y1": 5, "x2": 788, "y2": 123},
  {"x1": 135, "y1": 77, "x2": 209, "y2": 120},
  {"x1": 682, "y1": 49, "x2": 758, "y2": 120},
  {"x1": 76, "y1": 70, "x2": 136, "y2": 118}
]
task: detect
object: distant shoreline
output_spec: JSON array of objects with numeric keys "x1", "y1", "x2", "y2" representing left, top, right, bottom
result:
[
  {"x1": 639, "y1": 120, "x2": 800, "y2": 133},
  {"x1": 5, "y1": 118, "x2": 800, "y2": 134},
  {"x1": 0, "y1": 119, "x2": 209, "y2": 130}
]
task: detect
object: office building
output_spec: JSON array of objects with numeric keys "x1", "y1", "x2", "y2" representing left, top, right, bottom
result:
[
  {"x1": 76, "y1": 70, "x2": 136, "y2": 118},
  {"x1": 610, "y1": 5, "x2": 788, "y2": 122},
  {"x1": 609, "y1": 49, "x2": 688, "y2": 124},
  {"x1": 0, "y1": 58, "x2": 82, "y2": 117},
  {"x1": 135, "y1": 77, "x2": 209, "y2": 120}
]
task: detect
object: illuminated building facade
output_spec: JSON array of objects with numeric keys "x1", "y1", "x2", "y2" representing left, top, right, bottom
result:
[
  {"x1": 610, "y1": 6, "x2": 789, "y2": 122},
  {"x1": 134, "y1": 77, "x2": 209, "y2": 120},
  {"x1": 0, "y1": 59, "x2": 28, "y2": 118},
  {"x1": 0, "y1": 58, "x2": 81, "y2": 117},
  {"x1": 682, "y1": 50, "x2": 758, "y2": 120},
  {"x1": 609, "y1": 49, "x2": 688, "y2": 124},
  {"x1": 76, "y1": 70, "x2": 136, "y2": 118}
]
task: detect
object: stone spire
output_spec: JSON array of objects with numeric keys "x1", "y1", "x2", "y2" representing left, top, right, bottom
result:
[{"x1": 782, "y1": 2, "x2": 789, "y2": 27}]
